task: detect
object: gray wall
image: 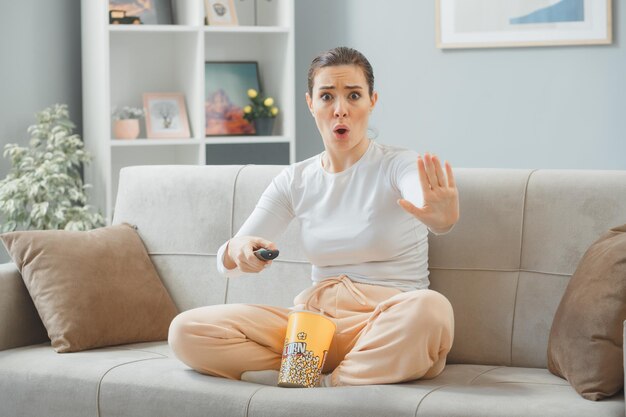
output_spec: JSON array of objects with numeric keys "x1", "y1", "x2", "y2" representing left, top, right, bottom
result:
[
  {"x1": 295, "y1": 1, "x2": 349, "y2": 161},
  {"x1": 0, "y1": 1, "x2": 623, "y2": 263},
  {"x1": 0, "y1": 0, "x2": 82, "y2": 262},
  {"x1": 295, "y1": 0, "x2": 625, "y2": 170}
]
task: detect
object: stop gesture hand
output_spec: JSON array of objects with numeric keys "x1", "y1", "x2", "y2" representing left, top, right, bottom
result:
[{"x1": 397, "y1": 153, "x2": 459, "y2": 234}]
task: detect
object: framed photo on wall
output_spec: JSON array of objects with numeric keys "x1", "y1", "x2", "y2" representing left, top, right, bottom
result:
[
  {"x1": 108, "y1": 0, "x2": 173, "y2": 25},
  {"x1": 436, "y1": 0, "x2": 612, "y2": 49},
  {"x1": 204, "y1": 0, "x2": 239, "y2": 26},
  {"x1": 143, "y1": 93, "x2": 191, "y2": 139},
  {"x1": 204, "y1": 61, "x2": 260, "y2": 136}
]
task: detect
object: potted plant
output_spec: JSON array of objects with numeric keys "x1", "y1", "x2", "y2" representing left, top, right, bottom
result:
[
  {"x1": 0, "y1": 104, "x2": 105, "y2": 232},
  {"x1": 242, "y1": 89, "x2": 279, "y2": 136},
  {"x1": 111, "y1": 106, "x2": 144, "y2": 139}
]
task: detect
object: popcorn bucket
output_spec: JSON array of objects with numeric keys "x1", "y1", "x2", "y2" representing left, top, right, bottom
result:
[{"x1": 278, "y1": 310, "x2": 336, "y2": 388}]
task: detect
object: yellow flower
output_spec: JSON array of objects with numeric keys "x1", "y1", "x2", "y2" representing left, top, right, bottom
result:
[
  {"x1": 271, "y1": 107, "x2": 279, "y2": 116},
  {"x1": 264, "y1": 97, "x2": 274, "y2": 107},
  {"x1": 247, "y1": 89, "x2": 258, "y2": 99},
  {"x1": 243, "y1": 105, "x2": 252, "y2": 114}
]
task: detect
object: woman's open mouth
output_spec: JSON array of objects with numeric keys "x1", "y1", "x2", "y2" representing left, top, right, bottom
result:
[{"x1": 333, "y1": 125, "x2": 350, "y2": 139}]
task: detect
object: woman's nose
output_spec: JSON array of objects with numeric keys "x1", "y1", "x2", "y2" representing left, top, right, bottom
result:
[{"x1": 333, "y1": 99, "x2": 348, "y2": 118}]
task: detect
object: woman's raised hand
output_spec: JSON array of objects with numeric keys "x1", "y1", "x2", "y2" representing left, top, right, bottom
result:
[
  {"x1": 224, "y1": 235, "x2": 277, "y2": 273},
  {"x1": 397, "y1": 153, "x2": 460, "y2": 234}
]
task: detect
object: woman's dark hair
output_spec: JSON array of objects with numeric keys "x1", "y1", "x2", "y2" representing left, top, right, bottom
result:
[{"x1": 307, "y1": 46, "x2": 374, "y2": 98}]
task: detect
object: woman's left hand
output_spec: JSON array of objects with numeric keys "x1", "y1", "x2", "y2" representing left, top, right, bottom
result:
[{"x1": 397, "y1": 152, "x2": 460, "y2": 234}]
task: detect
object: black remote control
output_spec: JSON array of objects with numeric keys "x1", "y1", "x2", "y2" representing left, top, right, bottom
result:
[{"x1": 254, "y1": 248, "x2": 280, "y2": 261}]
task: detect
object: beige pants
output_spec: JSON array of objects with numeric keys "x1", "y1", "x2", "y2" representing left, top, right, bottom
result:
[{"x1": 168, "y1": 274, "x2": 454, "y2": 387}]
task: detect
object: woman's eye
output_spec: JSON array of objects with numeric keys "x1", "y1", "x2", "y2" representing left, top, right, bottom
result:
[
  {"x1": 349, "y1": 92, "x2": 361, "y2": 100},
  {"x1": 320, "y1": 93, "x2": 332, "y2": 101}
]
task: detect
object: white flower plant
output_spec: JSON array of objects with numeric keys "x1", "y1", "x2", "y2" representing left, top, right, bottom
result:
[
  {"x1": 111, "y1": 106, "x2": 144, "y2": 120},
  {"x1": 0, "y1": 104, "x2": 105, "y2": 232}
]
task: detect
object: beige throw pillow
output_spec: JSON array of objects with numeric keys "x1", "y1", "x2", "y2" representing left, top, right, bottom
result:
[
  {"x1": 1, "y1": 223, "x2": 179, "y2": 353},
  {"x1": 547, "y1": 224, "x2": 626, "y2": 401}
]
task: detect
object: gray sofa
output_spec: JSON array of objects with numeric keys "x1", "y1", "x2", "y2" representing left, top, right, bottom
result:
[{"x1": 1, "y1": 164, "x2": 625, "y2": 417}]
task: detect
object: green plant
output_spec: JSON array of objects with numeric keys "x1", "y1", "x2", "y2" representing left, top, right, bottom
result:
[
  {"x1": 243, "y1": 88, "x2": 279, "y2": 122},
  {"x1": 0, "y1": 104, "x2": 105, "y2": 232}
]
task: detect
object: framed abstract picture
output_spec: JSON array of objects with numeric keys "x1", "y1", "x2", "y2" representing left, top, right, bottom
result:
[
  {"x1": 436, "y1": 0, "x2": 612, "y2": 49},
  {"x1": 143, "y1": 93, "x2": 191, "y2": 139},
  {"x1": 204, "y1": 61, "x2": 260, "y2": 136}
]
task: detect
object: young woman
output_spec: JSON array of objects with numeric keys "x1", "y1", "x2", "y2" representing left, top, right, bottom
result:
[{"x1": 168, "y1": 46, "x2": 459, "y2": 387}]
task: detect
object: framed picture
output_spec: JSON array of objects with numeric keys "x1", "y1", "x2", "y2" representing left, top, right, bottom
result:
[
  {"x1": 108, "y1": 0, "x2": 173, "y2": 25},
  {"x1": 204, "y1": 61, "x2": 260, "y2": 136},
  {"x1": 143, "y1": 93, "x2": 191, "y2": 139},
  {"x1": 436, "y1": 0, "x2": 612, "y2": 49},
  {"x1": 205, "y1": 0, "x2": 239, "y2": 26}
]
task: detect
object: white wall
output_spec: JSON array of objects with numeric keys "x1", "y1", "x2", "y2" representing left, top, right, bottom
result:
[{"x1": 295, "y1": 0, "x2": 625, "y2": 170}]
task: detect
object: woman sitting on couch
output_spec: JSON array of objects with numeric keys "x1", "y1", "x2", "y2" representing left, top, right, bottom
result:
[{"x1": 168, "y1": 46, "x2": 459, "y2": 387}]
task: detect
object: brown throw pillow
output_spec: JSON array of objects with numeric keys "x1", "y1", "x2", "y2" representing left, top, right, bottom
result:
[
  {"x1": 547, "y1": 224, "x2": 626, "y2": 401},
  {"x1": 1, "y1": 223, "x2": 179, "y2": 353}
]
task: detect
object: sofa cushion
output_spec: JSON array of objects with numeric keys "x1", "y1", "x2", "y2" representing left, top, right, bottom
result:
[
  {"x1": 98, "y1": 344, "x2": 268, "y2": 417},
  {"x1": 412, "y1": 366, "x2": 624, "y2": 417},
  {"x1": 547, "y1": 224, "x2": 626, "y2": 400},
  {"x1": 0, "y1": 224, "x2": 178, "y2": 352},
  {"x1": 1, "y1": 342, "x2": 623, "y2": 417},
  {"x1": 243, "y1": 365, "x2": 625, "y2": 417},
  {"x1": 0, "y1": 263, "x2": 48, "y2": 350},
  {"x1": 0, "y1": 342, "x2": 166, "y2": 417}
]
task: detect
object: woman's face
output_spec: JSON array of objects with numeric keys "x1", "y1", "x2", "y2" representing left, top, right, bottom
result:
[{"x1": 306, "y1": 65, "x2": 378, "y2": 155}]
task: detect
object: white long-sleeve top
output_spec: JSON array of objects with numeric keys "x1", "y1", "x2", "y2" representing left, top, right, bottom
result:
[{"x1": 217, "y1": 140, "x2": 449, "y2": 291}]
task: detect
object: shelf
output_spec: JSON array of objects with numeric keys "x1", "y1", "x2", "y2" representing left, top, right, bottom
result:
[
  {"x1": 110, "y1": 138, "x2": 200, "y2": 146},
  {"x1": 203, "y1": 26, "x2": 289, "y2": 34},
  {"x1": 203, "y1": 136, "x2": 291, "y2": 144},
  {"x1": 82, "y1": 0, "x2": 294, "y2": 223},
  {"x1": 111, "y1": 136, "x2": 290, "y2": 147},
  {"x1": 109, "y1": 137, "x2": 291, "y2": 146},
  {"x1": 109, "y1": 24, "x2": 200, "y2": 33},
  {"x1": 108, "y1": 25, "x2": 289, "y2": 34}
]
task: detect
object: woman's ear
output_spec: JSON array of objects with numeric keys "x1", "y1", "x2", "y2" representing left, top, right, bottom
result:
[
  {"x1": 370, "y1": 91, "x2": 379, "y2": 113},
  {"x1": 305, "y1": 92, "x2": 314, "y2": 116}
]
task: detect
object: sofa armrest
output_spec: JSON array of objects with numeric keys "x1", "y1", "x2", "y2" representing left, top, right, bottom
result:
[{"x1": 0, "y1": 263, "x2": 48, "y2": 351}]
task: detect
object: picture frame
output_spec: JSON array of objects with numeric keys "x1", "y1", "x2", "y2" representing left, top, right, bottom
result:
[
  {"x1": 143, "y1": 93, "x2": 191, "y2": 139},
  {"x1": 436, "y1": 0, "x2": 612, "y2": 49},
  {"x1": 108, "y1": 0, "x2": 173, "y2": 25},
  {"x1": 204, "y1": 0, "x2": 239, "y2": 26},
  {"x1": 204, "y1": 61, "x2": 261, "y2": 136}
]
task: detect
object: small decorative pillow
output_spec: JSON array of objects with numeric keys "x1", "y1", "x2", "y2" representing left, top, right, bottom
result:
[
  {"x1": 1, "y1": 223, "x2": 179, "y2": 353},
  {"x1": 547, "y1": 224, "x2": 626, "y2": 401}
]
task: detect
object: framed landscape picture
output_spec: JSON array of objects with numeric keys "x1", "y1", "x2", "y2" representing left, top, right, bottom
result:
[
  {"x1": 108, "y1": 0, "x2": 173, "y2": 25},
  {"x1": 143, "y1": 93, "x2": 191, "y2": 139},
  {"x1": 436, "y1": 0, "x2": 612, "y2": 49},
  {"x1": 204, "y1": 61, "x2": 260, "y2": 136}
]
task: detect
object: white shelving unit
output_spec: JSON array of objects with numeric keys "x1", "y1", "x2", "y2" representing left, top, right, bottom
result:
[{"x1": 81, "y1": 0, "x2": 295, "y2": 223}]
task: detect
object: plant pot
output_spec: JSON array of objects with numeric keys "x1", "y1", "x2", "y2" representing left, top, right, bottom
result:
[
  {"x1": 253, "y1": 117, "x2": 275, "y2": 136},
  {"x1": 113, "y1": 119, "x2": 140, "y2": 139}
]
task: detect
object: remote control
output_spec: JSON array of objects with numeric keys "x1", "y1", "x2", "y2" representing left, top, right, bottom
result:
[{"x1": 254, "y1": 248, "x2": 280, "y2": 261}]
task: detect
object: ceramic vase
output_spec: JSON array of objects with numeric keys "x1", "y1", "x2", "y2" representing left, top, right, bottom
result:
[
  {"x1": 253, "y1": 118, "x2": 275, "y2": 136},
  {"x1": 113, "y1": 119, "x2": 140, "y2": 139}
]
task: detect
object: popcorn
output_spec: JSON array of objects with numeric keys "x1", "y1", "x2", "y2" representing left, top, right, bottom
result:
[
  {"x1": 277, "y1": 310, "x2": 335, "y2": 388},
  {"x1": 279, "y1": 340, "x2": 324, "y2": 388}
]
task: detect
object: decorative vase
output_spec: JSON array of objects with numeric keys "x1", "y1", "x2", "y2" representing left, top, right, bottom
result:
[
  {"x1": 253, "y1": 117, "x2": 275, "y2": 136},
  {"x1": 113, "y1": 119, "x2": 140, "y2": 139}
]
